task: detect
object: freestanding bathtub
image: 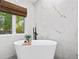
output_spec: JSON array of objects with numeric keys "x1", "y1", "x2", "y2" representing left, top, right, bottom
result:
[{"x1": 14, "y1": 40, "x2": 57, "y2": 59}]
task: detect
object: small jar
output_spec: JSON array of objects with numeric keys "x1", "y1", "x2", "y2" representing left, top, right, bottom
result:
[{"x1": 23, "y1": 40, "x2": 28, "y2": 45}]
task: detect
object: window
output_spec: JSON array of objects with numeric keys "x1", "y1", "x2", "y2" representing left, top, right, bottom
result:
[
  {"x1": 0, "y1": 12, "x2": 12, "y2": 34},
  {"x1": 16, "y1": 16, "x2": 25, "y2": 33},
  {"x1": 0, "y1": 12, "x2": 25, "y2": 34}
]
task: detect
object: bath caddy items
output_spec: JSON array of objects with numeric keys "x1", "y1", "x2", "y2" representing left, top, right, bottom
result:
[{"x1": 23, "y1": 34, "x2": 32, "y2": 46}]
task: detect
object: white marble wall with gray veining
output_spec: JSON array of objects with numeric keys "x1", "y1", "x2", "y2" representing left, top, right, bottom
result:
[{"x1": 34, "y1": 0, "x2": 78, "y2": 59}]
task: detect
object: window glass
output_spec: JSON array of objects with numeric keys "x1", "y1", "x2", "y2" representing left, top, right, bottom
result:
[
  {"x1": 0, "y1": 12, "x2": 12, "y2": 34},
  {"x1": 16, "y1": 16, "x2": 24, "y2": 33}
]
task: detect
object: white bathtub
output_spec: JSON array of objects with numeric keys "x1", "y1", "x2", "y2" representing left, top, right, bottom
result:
[{"x1": 14, "y1": 40, "x2": 57, "y2": 59}]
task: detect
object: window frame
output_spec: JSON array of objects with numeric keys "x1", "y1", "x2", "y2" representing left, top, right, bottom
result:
[
  {"x1": 12, "y1": 15, "x2": 26, "y2": 35},
  {"x1": 0, "y1": 14, "x2": 26, "y2": 35}
]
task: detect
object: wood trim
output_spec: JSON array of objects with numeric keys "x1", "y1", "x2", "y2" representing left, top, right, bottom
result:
[
  {"x1": 0, "y1": 0, "x2": 27, "y2": 17},
  {"x1": 0, "y1": 0, "x2": 2, "y2": 3}
]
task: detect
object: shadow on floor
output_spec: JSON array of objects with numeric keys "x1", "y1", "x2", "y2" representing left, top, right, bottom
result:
[{"x1": 6, "y1": 54, "x2": 17, "y2": 59}]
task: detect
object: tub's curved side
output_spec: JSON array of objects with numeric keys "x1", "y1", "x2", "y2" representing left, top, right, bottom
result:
[{"x1": 14, "y1": 40, "x2": 57, "y2": 59}]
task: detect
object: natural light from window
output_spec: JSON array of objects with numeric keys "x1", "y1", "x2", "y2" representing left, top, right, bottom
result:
[{"x1": 0, "y1": 12, "x2": 25, "y2": 34}]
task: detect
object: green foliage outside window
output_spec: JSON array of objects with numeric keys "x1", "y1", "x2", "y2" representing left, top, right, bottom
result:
[
  {"x1": 0, "y1": 12, "x2": 12, "y2": 34},
  {"x1": 0, "y1": 12, "x2": 25, "y2": 34},
  {"x1": 16, "y1": 16, "x2": 24, "y2": 33}
]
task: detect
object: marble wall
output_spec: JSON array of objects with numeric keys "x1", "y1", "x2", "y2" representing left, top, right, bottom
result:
[{"x1": 34, "y1": 0, "x2": 78, "y2": 59}]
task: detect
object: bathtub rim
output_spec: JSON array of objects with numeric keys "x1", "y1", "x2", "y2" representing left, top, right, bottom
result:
[{"x1": 14, "y1": 40, "x2": 57, "y2": 46}]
